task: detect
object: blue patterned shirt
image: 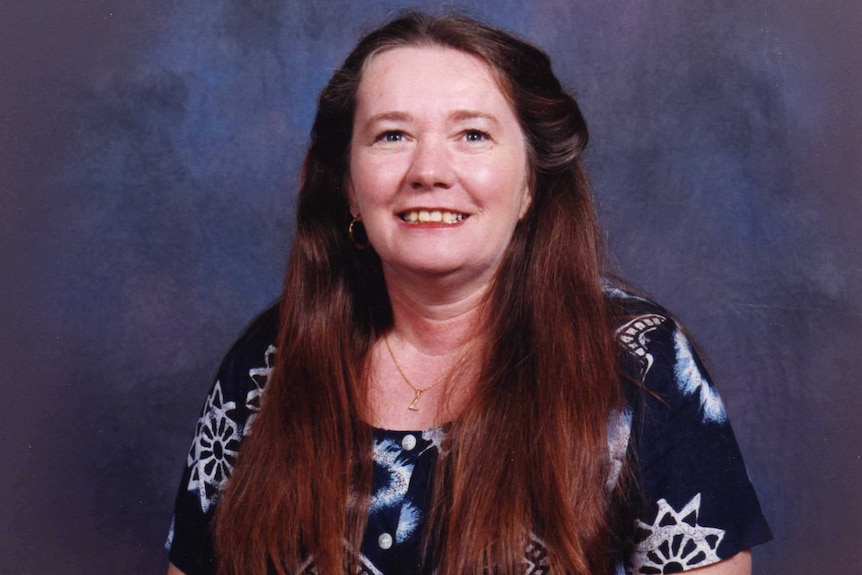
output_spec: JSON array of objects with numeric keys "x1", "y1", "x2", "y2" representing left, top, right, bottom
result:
[{"x1": 166, "y1": 288, "x2": 771, "y2": 574}]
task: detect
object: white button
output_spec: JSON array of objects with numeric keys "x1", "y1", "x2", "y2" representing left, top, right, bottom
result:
[
  {"x1": 401, "y1": 434, "x2": 417, "y2": 451},
  {"x1": 378, "y1": 532, "x2": 393, "y2": 549}
]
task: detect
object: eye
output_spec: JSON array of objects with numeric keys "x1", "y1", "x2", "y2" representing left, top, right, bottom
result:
[
  {"x1": 463, "y1": 130, "x2": 490, "y2": 143},
  {"x1": 376, "y1": 130, "x2": 404, "y2": 143}
]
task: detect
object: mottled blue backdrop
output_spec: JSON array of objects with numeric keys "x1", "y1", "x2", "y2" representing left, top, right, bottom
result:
[{"x1": 2, "y1": 0, "x2": 860, "y2": 572}]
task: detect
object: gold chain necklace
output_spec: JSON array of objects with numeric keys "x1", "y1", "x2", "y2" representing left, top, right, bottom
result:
[{"x1": 383, "y1": 333, "x2": 474, "y2": 411}]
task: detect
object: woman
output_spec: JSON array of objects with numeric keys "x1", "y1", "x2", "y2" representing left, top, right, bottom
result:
[{"x1": 166, "y1": 12, "x2": 771, "y2": 575}]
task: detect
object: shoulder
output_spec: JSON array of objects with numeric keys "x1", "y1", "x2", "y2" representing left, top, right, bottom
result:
[
  {"x1": 214, "y1": 301, "x2": 280, "y2": 396},
  {"x1": 167, "y1": 302, "x2": 281, "y2": 570},
  {"x1": 184, "y1": 302, "x2": 280, "y2": 511},
  {"x1": 604, "y1": 282, "x2": 727, "y2": 425},
  {"x1": 603, "y1": 283, "x2": 772, "y2": 573}
]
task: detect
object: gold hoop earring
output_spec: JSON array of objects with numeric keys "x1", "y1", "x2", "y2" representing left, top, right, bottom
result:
[{"x1": 348, "y1": 218, "x2": 370, "y2": 250}]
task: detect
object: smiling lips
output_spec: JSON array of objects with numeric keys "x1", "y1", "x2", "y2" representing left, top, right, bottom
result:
[{"x1": 399, "y1": 210, "x2": 468, "y2": 224}]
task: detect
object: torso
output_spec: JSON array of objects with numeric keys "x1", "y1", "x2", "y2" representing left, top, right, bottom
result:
[{"x1": 168, "y1": 287, "x2": 773, "y2": 575}]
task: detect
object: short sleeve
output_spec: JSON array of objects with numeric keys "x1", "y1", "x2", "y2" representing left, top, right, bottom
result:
[
  {"x1": 166, "y1": 303, "x2": 279, "y2": 575},
  {"x1": 613, "y1": 298, "x2": 772, "y2": 574}
]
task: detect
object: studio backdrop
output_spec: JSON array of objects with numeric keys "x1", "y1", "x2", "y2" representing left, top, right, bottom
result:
[{"x1": 2, "y1": 0, "x2": 860, "y2": 572}]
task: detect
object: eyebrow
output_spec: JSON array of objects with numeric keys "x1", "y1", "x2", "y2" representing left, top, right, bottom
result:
[
  {"x1": 362, "y1": 110, "x2": 501, "y2": 126},
  {"x1": 449, "y1": 110, "x2": 500, "y2": 126},
  {"x1": 363, "y1": 111, "x2": 412, "y2": 125}
]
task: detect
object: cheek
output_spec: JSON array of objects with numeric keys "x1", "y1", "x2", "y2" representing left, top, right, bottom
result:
[
  {"x1": 468, "y1": 168, "x2": 527, "y2": 221},
  {"x1": 350, "y1": 156, "x2": 402, "y2": 207},
  {"x1": 347, "y1": 162, "x2": 381, "y2": 213}
]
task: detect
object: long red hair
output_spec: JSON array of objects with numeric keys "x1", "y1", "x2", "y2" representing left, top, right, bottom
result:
[{"x1": 214, "y1": 12, "x2": 625, "y2": 574}]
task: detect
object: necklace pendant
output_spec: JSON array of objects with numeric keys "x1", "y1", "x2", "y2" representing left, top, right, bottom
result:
[{"x1": 408, "y1": 389, "x2": 422, "y2": 411}]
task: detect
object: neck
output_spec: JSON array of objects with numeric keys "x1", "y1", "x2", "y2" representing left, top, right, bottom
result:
[
  {"x1": 382, "y1": 270, "x2": 489, "y2": 354},
  {"x1": 366, "y1": 267, "x2": 492, "y2": 429}
]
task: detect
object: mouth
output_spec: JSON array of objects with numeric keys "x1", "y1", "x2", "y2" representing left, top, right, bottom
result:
[{"x1": 399, "y1": 210, "x2": 468, "y2": 224}]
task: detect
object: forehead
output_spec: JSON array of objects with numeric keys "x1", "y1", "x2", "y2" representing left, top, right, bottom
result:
[{"x1": 355, "y1": 46, "x2": 514, "y2": 115}]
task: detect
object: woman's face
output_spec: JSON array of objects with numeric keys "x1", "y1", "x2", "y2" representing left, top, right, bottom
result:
[{"x1": 348, "y1": 46, "x2": 532, "y2": 288}]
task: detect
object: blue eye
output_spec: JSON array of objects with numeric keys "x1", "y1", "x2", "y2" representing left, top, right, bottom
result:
[
  {"x1": 379, "y1": 131, "x2": 404, "y2": 142},
  {"x1": 464, "y1": 130, "x2": 489, "y2": 142}
]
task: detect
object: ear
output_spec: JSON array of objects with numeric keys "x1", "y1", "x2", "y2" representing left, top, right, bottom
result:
[
  {"x1": 517, "y1": 181, "x2": 533, "y2": 221},
  {"x1": 346, "y1": 176, "x2": 360, "y2": 218}
]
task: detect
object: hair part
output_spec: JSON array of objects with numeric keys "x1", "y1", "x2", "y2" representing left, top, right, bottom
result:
[{"x1": 214, "y1": 11, "x2": 625, "y2": 575}]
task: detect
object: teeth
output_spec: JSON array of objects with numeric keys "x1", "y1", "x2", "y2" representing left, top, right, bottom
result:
[{"x1": 401, "y1": 210, "x2": 466, "y2": 224}]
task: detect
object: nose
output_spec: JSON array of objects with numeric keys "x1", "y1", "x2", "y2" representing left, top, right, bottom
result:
[{"x1": 406, "y1": 140, "x2": 455, "y2": 190}]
